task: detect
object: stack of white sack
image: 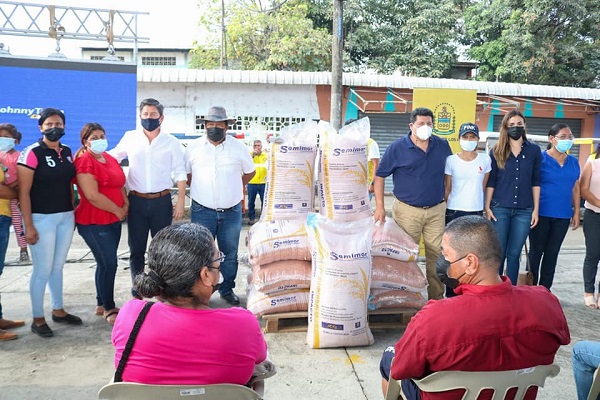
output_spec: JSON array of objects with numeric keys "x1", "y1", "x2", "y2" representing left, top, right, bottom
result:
[
  {"x1": 317, "y1": 118, "x2": 371, "y2": 221},
  {"x1": 246, "y1": 220, "x2": 312, "y2": 317},
  {"x1": 369, "y1": 219, "x2": 427, "y2": 310},
  {"x1": 306, "y1": 213, "x2": 374, "y2": 348},
  {"x1": 260, "y1": 121, "x2": 318, "y2": 221}
]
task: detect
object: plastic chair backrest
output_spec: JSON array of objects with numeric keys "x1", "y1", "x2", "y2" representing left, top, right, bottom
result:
[
  {"x1": 98, "y1": 382, "x2": 263, "y2": 400},
  {"x1": 588, "y1": 366, "x2": 600, "y2": 400},
  {"x1": 385, "y1": 364, "x2": 560, "y2": 400}
]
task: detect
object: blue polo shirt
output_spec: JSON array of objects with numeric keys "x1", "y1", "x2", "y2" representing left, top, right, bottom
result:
[
  {"x1": 376, "y1": 132, "x2": 452, "y2": 207},
  {"x1": 487, "y1": 140, "x2": 542, "y2": 209},
  {"x1": 538, "y1": 151, "x2": 580, "y2": 219}
]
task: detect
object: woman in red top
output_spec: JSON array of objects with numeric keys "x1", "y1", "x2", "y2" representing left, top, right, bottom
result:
[{"x1": 74, "y1": 123, "x2": 128, "y2": 325}]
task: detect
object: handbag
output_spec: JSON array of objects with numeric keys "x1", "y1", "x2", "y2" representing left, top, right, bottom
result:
[
  {"x1": 517, "y1": 241, "x2": 534, "y2": 286},
  {"x1": 113, "y1": 301, "x2": 155, "y2": 382}
]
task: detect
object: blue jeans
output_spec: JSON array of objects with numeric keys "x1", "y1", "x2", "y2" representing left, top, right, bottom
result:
[
  {"x1": 28, "y1": 211, "x2": 74, "y2": 318},
  {"x1": 583, "y1": 209, "x2": 600, "y2": 294},
  {"x1": 191, "y1": 200, "x2": 242, "y2": 296},
  {"x1": 528, "y1": 216, "x2": 570, "y2": 290},
  {"x1": 77, "y1": 222, "x2": 122, "y2": 311},
  {"x1": 573, "y1": 341, "x2": 600, "y2": 400},
  {"x1": 379, "y1": 345, "x2": 421, "y2": 400},
  {"x1": 0, "y1": 215, "x2": 12, "y2": 319},
  {"x1": 127, "y1": 194, "x2": 172, "y2": 296},
  {"x1": 247, "y1": 183, "x2": 265, "y2": 220},
  {"x1": 490, "y1": 205, "x2": 533, "y2": 285}
]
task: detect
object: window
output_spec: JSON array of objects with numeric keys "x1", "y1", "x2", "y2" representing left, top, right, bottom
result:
[
  {"x1": 194, "y1": 115, "x2": 307, "y2": 135},
  {"x1": 90, "y1": 55, "x2": 125, "y2": 61},
  {"x1": 141, "y1": 56, "x2": 176, "y2": 66}
]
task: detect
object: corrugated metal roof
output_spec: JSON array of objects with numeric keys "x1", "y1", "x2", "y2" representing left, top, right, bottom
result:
[{"x1": 137, "y1": 68, "x2": 600, "y2": 100}]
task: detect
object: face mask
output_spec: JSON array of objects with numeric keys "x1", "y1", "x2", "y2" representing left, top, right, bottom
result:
[
  {"x1": 416, "y1": 125, "x2": 432, "y2": 141},
  {"x1": 141, "y1": 117, "x2": 161, "y2": 132},
  {"x1": 89, "y1": 139, "x2": 108, "y2": 154},
  {"x1": 555, "y1": 139, "x2": 573, "y2": 154},
  {"x1": 459, "y1": 139, "x2": 478, "y2": 152},
  {"x1": 43, "y1": 127, "x2": 65, "y2": 142},
  {"x1": 212, "y1": 272, "x2": 224, "y2": 294},
  {"x1": 435, "y1": 253, "x2": 467, "y2": 290},
  {"x1": 0, "y1": 137, "x2": 16, "y2": 152},
  {"x1": 207, "y1": 127, "x2": 225, "y2": 142},
  {"x1": 507, "y1": 126, "x2": 525, "y2": 140}
]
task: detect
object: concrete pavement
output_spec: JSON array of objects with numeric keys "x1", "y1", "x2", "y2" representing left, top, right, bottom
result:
[{"x1": 0, "y1": 200, "x2": 597, "y2": 400}]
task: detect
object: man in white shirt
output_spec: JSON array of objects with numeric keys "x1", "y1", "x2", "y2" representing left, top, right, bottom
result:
[
  {"x1": 184, "y1": 106, "x2": 255, "y2": 305},
  {"x1": 110, "y1": 98, "x2": 187, "y2": 298}
]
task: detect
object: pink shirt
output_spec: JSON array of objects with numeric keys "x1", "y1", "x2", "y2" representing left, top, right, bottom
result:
[
  {"x1": 112, "y1": 300, "x2": 267, "y2": 385},
  {"x1": 585, "y1": 158, "x2": 600, "y2": 213},
  {"x1": 0, "y1": 150, "x2": 20, "y2": 185}
]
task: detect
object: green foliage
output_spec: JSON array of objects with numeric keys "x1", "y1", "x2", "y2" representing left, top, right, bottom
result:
[
  {"x1": 463, "y1": 0, "x2": 600, "y2": 87},
  {"x1": 190, "y1": 0, "x2": 331, "y2": 71}
]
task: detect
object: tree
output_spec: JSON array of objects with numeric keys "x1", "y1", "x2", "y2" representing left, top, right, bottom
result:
[
  {"x1": 306, "y1": 0, "x2": 462, "y2": 77},
  {"x1": 189, "y1": 0, "x2": 331, "y2": 71},
  {"x1": 463, "y1": 0, "x2": 600, "y2": 87}
]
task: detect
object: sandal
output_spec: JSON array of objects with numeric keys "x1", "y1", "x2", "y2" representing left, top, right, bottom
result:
[
  {"x1": 95, "y1": 306, "x2": 105, "y2": 316},
  {"x1": 103, "y1": 308, "x2": 119, "y2": 326},
  {"x1": 584, "y1": 294, "x2": 597, "y2": 309}
]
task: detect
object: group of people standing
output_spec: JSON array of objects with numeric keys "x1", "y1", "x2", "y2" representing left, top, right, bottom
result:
[
  {"x1": 0, "y1": 99, "x2": 255, "y2": 340},
  {"x1": 374, "y1": 107, "x2": 585, "y2": 302}
]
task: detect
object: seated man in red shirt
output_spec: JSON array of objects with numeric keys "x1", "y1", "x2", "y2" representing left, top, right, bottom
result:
[{"x1": 379, "y1": 215, "x2": 570, "y2": 400}]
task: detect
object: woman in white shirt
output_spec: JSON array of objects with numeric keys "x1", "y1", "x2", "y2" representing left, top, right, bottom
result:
[{"x1": 443, "y1": 123, "x2": 491, "y2": 296}]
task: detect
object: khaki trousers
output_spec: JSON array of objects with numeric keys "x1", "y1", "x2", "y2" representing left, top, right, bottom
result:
[{"x1": 392, "y1": 199, "x2": 446, "y2": 300}]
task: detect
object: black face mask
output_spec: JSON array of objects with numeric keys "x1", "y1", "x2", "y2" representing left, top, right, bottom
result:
[
  {"x1": 43, "y1": 127, "x2": 65, "y2": 142},
  {"x1": 141, "y1": 117, "x2": 161, "y2": 132},
  {"x1": 435, "y1": 253, "x2": 467, "y2": 290},
  {"x1": 207, "y1": 127, "x2": 225, "y2": 142},
  {"x1": 507, "y1": 126, "x2": 525, "y2": 140}
]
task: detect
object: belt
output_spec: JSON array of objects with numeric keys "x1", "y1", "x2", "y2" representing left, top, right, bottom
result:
[
  {"x1": 129, "y1": 189, "x2": 171, "y2": 199},
  {"x1": 398, "y1": 198, "x2": 445, "y2": 209},
  {"x1": 195, "y1": 200, "x2": 238, "y2": 213}
]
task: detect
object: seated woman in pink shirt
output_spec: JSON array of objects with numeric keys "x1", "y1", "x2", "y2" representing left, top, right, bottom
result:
[{"x1": 112, "y1": 222, "x2": 268, "y2": 386}]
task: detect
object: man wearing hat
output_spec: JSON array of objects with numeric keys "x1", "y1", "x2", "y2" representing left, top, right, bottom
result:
[
  {"x1": 184, "y1": 106, "x2": 255, "y2": 305},
  {"x1": 373, "y1": 107, "x2": 452, "y2": 300},
  {"x1": 110, "y1": 98, "x2": 187, "y2": 299}
]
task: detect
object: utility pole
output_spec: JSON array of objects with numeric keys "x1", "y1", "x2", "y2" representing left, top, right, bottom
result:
[{"x1": 330, "y1": 0, "x2": 344, "y2": 130}]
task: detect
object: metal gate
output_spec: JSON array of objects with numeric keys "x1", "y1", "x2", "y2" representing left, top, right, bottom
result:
[{"x1": 359, "y1": 112, "x2": 412, "y2": 194}]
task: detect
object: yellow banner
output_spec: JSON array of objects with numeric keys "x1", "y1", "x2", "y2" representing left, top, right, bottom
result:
[{"x1": 413, "y1": 88, "x2": 477, "y2": 153}]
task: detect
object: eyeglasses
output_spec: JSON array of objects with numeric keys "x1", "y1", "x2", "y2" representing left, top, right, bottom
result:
[
  {"x1": 554, "y1": 135, "x2": 575, "y2": 140},
  {"x1": 206, "y1": 251, "x2": 225, "y2": 271}
]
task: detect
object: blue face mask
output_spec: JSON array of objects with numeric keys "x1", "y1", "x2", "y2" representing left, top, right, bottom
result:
[
  {"x1": 0, "y1": 137, "x2": 16, "y2": 152},
  {"x1": 555, "y1": 139, "x2": 573, "y2": 154},
  {"x1": 89, "y1": 139, "x2": 108, "y2": 154}
]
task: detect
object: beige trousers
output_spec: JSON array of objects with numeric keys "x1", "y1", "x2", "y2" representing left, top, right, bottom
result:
[{"x1": 392, "y1": 199, "x2": 446, "y2": 300}]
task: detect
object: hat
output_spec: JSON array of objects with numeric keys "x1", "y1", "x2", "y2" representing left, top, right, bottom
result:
[
  {"x1": 197, "y1": 106, "x2": 236, "y2": 125},
  {"x1": 459, "y1": 123, "x2": 479, "y2": 137}
]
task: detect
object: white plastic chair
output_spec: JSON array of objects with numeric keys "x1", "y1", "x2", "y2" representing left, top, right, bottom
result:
[
  {"x1": 98, "y1": 382, "x2": 263, "y2": 400},
  {"x1": 588, "y1": 366, "x2": 600, "y2": 400},
  {"x1": 385, "y1": 364, "x2": 560, "y2": 400}
]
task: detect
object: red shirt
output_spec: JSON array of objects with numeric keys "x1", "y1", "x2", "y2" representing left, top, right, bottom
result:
[
  {"x1": 391, "y1": 277, "x2": 570, "y2": 400},
  {"x1": 74, "y1": 152, "x2": 126, "y2": 225}
]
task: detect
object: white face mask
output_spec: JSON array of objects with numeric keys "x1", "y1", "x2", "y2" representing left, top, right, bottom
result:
[
  {"x1": 459, "y1": 139, "x2": 478, "y2": 152},
  {"x1": 0, "y1": 137, "x2": 15, "y2": 152},
  {"x1": 416, "y1": 125, "x2": 433, "y2": 141}
]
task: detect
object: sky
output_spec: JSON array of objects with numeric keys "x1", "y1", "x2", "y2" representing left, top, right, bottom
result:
[{"x1": 0, "y1": 0, "x2": 204, "y2": 58}]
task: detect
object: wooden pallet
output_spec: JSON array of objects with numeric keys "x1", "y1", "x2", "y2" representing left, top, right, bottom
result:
[{"x1": 261, "y1": 308, "x2": 418, "y2": 334}]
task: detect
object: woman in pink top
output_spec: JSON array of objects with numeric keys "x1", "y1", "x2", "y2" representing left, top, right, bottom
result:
[
  {"x1": 112, "y1": 223, "x2": 268, "y2": 385},
  {"x1": 0, "y1": 123, "x2": 29, "y2": 262},
  {"x1": 581, "y1": 143, "x2": 600, "y2": 309}
]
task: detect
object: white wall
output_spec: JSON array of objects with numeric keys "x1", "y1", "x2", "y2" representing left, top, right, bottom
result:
[{"x1": 137, "y1": 82, "x2": 320, "y2": 136}]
